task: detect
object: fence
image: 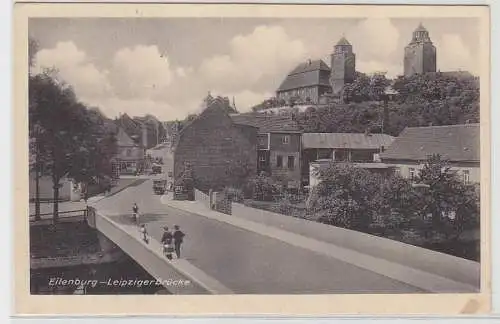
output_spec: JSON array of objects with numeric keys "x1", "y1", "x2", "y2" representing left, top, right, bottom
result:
[
  {"x1": 193, "y1": 188, "x2": 232, "y2": 215},
  {"x1": 29, "y1": 209, "x2": 88, "y2": 224},
  {"x1": 194, "y1": 189, "x2": 210, "y2": 208}
]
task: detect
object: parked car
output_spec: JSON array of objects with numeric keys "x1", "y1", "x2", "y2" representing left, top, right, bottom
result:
[{"x1": 152, "y1": 164, "x2": 162, "y2": 174}]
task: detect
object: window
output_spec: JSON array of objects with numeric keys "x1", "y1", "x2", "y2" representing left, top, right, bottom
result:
[
  {"x1": 409, "y1": 167, "x2": 416, "y2": 180},
  {"x1": 276, "y1": 155, "x2": 283, "y2": 168},
  {"x1": 463, "y1": 170, "x2": 470, "y2": 184},
  {"x1": 259, "y1": 155, "x2": 266, "y2": 162},
  {"x1": 394, "y1": 168, "x2": 401, "y2": 177},
  {"x1": 282, "y1": 135, "x2": 290, "y2": 144},
  {"x1": 288, "y1": 156, "x2": 295, "y2": 169}
]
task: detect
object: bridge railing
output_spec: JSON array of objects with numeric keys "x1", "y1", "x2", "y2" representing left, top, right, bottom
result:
[
  {"x1": 88, "y1": 206, "x2": 225, "y2": 294},
  {"x1": 231, "y1": 202, "x2": 480, "y2": 291}
]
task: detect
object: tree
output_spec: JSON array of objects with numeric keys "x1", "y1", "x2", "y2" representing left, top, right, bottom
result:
[
  {"x1": 29, "y1": 70, "x2": 116, "y2": 220},
  {"x1": 307, "y1": 163, "x2": 384, "y2": 231},
  {"x1": 412, "y1": 154, "x2": 480, "y2": 239},
  {"x1": 28, "y1": 37, "x2": 38, "y2": 73},
  {"x1": 68, "y1": 110, "x2": 118, "y2": 201},
  {"x1": 28, "y1": 37, "x2": 43, "y2": 220}
]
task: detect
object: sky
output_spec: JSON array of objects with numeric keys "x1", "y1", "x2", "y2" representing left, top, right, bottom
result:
[{"x1": 29, "y1": 17, "x2": 480, "y2": 121}]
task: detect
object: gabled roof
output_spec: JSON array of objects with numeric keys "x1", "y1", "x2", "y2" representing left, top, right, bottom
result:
[
  {"x1": 380, "y1": 124, "x2": 480, "y2": 162},
  {"x1": 230, "y1": 113, "x2": 302, "y2": 133},
  {"x1": 116, "y1": 127, "x2": 138, "y2": 147},
  {"x1": 277, "y1": 59, "x2": 331, "y2": 92},
  {"x1": 302, "y1": 133, "x2": 395, "y2": 150}
]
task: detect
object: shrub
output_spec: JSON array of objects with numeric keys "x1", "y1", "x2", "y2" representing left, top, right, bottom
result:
[
  {"x1": 222, "y1": 187, "x2": 244, "y2": 203},
  {"x1": 243, "y1": 173, "x2": 281, "y2": 201}
]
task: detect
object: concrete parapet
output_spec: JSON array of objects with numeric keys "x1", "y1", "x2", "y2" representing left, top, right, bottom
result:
[{"x1": 93, "y1": 209, "x2": 232, "y2": 295}]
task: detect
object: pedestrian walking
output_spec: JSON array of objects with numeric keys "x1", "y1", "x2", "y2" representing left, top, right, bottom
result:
[
  {"x1": 140, "y1": 224, "x2": 149, "y2": 244},
  {"x1": 173, "y1": 225, "x2": 185, "y2": 259},
  {"x1": 161, "y1": 226, "x2": 174, "y2": 260},
  {"x1": 132, "y1": 202, "x2": 139, "y2": 224}
]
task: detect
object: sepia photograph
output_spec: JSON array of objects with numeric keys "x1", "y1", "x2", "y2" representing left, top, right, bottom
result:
[{"x1": 14, "y1": 2, "x2": 491, "y2": 316}]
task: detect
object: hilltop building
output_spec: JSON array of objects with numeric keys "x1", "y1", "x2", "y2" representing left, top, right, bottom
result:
[
  {"x1": 273, "y1": 23, "x2": 443, "y2": 108},
  {"x1": 276, "y1": 37, "x2": 356, "y2": 105},
  {"x1": 404, "y1": 23, "x2": 437, "y2": 77}
]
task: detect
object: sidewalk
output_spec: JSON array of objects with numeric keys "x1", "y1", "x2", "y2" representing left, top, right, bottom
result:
[
  {"x1": 96, "y1": 208, "x2": 232, "y2": 295},
  {"x1": 164, "y1": 199, "x2": 478, "y2": 293}
]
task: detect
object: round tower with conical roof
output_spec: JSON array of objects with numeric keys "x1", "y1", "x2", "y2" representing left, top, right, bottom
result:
[
  {"x1": 330, "y1": 36, "x2": 356, "y2": 95},
  {"x1": 404, "y1": 23, "x2": 436, "y2": 77}
]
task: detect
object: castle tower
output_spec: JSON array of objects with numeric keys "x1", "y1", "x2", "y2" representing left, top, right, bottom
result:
[
  {"x1": 404, "y1": 23, "x2": 436, "y2": 77},
  {"x1": 330, "y1": 36, "x2": 356, "y2": 95}
]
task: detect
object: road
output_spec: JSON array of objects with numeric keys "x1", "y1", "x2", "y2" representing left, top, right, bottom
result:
[{"x1": 94, "y1": 179, "x2": 423, "y2": 294}]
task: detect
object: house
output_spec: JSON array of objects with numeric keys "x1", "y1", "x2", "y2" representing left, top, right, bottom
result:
[
  {"x1": 28, "y1": 139, "x2": 80, "y2": 202},
  {"x1": 230, "y1": 113, "x2": 303, "y2": 188},
  {"x1": 302, "y1": 132, "x2": 395, "y2": 186},
  {"x1": 173, "y1": 96, "x2": 258, "y2": 193},
  {"x1": 111, "y1": 127, "x2": 146, "y2": 176},
  {"x1": 379, "y1": 124, "x2": 480, "y2": 184},
  {"x1": 29, "y1": 173, "x2": 76, "y2": 203},
  {"x1": 133, "y1": 114, "x2": 165, "y2": 149},
  {"x1": 275, "y1": 37, "x2": 356, "y2": 105},
  {"x1": 276, "y1": 59, "x2": 332, "y2": 105}
]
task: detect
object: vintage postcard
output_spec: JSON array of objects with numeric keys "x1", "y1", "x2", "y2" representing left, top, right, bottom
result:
[{"x1": 13, "y1": 2, "x2": 491, "y2": 316}]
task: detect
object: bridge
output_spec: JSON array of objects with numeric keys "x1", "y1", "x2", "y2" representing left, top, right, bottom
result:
[{"x1": 87, "y1": 178, "x2": 480, "y2": 295}]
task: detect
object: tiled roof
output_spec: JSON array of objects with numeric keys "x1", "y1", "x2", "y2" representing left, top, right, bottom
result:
[
  {"x1": 116, "y1": 128, "x2": 138, "y2": 147},
  {"x1": 380, "y1": 124, "x2": 480, "y2": 162},
  {"x1": 230, "y1": 113, "x2": 302, "y2": 133},
  {"x1": 302, "y1": 133, "x2": 395, "y2": 150},
  {"x1": 277, "y1": 59, "x2": 331, "y2": 92}
]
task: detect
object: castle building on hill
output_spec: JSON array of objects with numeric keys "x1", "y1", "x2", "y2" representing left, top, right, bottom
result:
[
  {"x1": 330, "y1": 36, "x2": 356, "y2": 95},
  {"x1": 404, "y1": 23, "x2": 437, "y2": 77},
  {"x1": 275, "y1": 36, "x2": 356, "y2": 105},
  {"x1": 274, "y1": 24, "x2": 441, "y2": 106}
]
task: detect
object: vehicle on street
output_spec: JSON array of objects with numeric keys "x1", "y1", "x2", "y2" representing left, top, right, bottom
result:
[{"x1": 153, "y1": 179, "x2": 167, "y2": 195}]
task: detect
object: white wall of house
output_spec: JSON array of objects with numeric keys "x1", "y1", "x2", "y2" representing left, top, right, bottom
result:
[
  {"x1": 387, "y1": 162, "x2": 480, "y2": 184},
  {"x1": 29, "y1": 174, "x2": 72, "y2": 201}
]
